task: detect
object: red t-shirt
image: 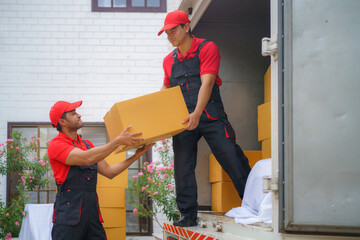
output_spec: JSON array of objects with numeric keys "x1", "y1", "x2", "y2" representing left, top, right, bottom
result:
[
  {"x1": 48, "y1": 132, "x2": 94, "y2": 185},
  {"x1": 163, "y1": 36, "x2": 222, "y2": 87}
]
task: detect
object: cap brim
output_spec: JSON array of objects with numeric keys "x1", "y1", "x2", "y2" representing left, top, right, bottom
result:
[
  {"x1": 65, "y1": 101, "x2": 82, "y2": 112},
  {"x1": 158, "y1": 23, "x2": 179, "y2": 36}
]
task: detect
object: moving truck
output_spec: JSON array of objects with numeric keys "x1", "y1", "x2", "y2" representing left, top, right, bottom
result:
[{"x1": 161, "y1": 0, "x2": 360, "y2": 239}]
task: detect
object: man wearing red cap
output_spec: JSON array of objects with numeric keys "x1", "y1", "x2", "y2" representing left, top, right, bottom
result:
[
  {"x1": 159, "y1": 10, "x2": 251, "y2": 227},
  {"x1": 48, "y1": 100, "x2": 153, "y2": 240}
]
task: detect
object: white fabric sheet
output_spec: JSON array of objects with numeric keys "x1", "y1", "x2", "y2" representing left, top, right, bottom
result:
[
  {"x1": 225, "y1": 158, "x2": 272, "y2": 225},
  {"x1": 19, "y1": 204, "x2": 53, "y2": 240}
]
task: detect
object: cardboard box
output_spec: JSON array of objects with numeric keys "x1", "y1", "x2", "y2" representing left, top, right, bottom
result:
[
  {"x1": 101, "y1": 207, "x2": 126, "y2": 228},
  {"x1": 209, "y1": 153, "x2": 231, "y2": 183},
  {"x1": 245, "y1": 150, "x2": 263, "y2": 168},
  {"x1": 262, "y1": 138, "x2": 271, "y2": 159},
  {"x1": 264, "y1": 66, "x2": 271, "y2": 102},
  {"x1": 104, "y1": 86, "x2": 189, "y2": 153},
  {"x1": 104, "y1": 227, "x2": 125, "y2": 240},
  {"x1": 97, "y1": 187, "x2": 125, "y2": 208},
  {"x1": 209, "y1": 150, "x2": 262, "y2": 183},
  {"x1": 211, "y1": 182, "x2": 242, "y2": 212},
  {"x1": 97, "y1": 151, "x2": 128, "y2": 188},
  {"x1": 258, "y1": 101, "x2": 271, "y2": 141}
]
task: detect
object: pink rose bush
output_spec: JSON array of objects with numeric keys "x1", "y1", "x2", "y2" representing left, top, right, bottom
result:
[
  {"x1": 0, "y1": 131, "x2": 49, "y2": 239},
  {"x1": 128, "y1": 138, "x2": 179, "y2": 228}
]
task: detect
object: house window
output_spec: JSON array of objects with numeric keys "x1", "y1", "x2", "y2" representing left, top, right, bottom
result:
[
  {"x1": 7, "y1": 123, "x2": 107, "y2": 204},
  {"x1": 92, "y1": 0, "x2": 166, "y2": 12},
  {"x1": 125, "y1": 149, "x2": 152, "y2": 235},
  {"x1": 8, "y1": 124, "x2": 57, "y2": 204},
  {"x1": 7, "y1": 123, "x2": 152, "y2": 235}
]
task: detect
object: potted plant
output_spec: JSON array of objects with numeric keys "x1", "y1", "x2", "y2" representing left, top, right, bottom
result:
[{"x1": 0, "y1": 131, "x2": 49, "y2": 240}]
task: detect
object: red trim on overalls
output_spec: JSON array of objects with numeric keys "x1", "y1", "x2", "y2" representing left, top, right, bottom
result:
[
  {"x1": 204, "y1": 108, "x2": 219, "y2": 120},
  {"x1": 77, "y1": 197, "x2": 83, "y2": 225},
  {"x1": 186, "y1": 81, "x2": 189, "y2": 91},
  {"x1": 52, "y1": 205, "x2": 56, "y2": 223},
  {"x1": 96, "y1": 194, "x2": 104, "y2": 223},
  {"x1": 224, "y1": 126, "x2": 235, "y2": 139}
]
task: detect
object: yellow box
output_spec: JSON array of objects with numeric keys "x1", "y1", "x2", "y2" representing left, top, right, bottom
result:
[
  {"x1": 264, "y1": 66, "x2": 271, "y2": 102},
  {"x1": 262, "y1": 138, "x2": 271, "y2": 158},
  {"x1": 209, "y1": 150, "x2": 262, "y2": 183},
  {"x1": 97, "y1": 171, "x2": 127, "y2": 188},
  {"x1": 97, "y1": 151, "x2": 128, "y2": 188},
  {"x1": 244, "y1": 150, "x2": 263, "y2": 168},
  {"x1": 101, "y1": 207, "x2": 126, "y2": 228},
  {"x1": 211, "y1": 182, "x2": 242, "y2": 213},
  {"x1": 209, "y1": 153, "x2": 231, "y2": 183},
  {"x1": 258, "y1": 101, "x2": 271, "y2": 141},
  {"x1": 104, "y1": 227, "x2": 125, "y2": 240},
  {"x1": 104, "y1": 86, "x2": 189, "y2": 153},
  {"x1": 97, "y1": 187, "x2": 125, "y2": 208}
]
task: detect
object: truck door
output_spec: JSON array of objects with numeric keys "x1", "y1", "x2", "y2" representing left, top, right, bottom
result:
[{"x1": 279, "y1": 0, "x2": 360, "y2": 235}]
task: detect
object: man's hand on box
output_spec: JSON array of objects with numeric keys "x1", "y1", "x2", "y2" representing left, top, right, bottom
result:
[
  {"x1": 183, "y1": 112, "x2": 201, "y2": 131},
  {"x1": 134, "y1": 143, "x2": 155, "y2": 158},
  {"x1": 119, "y1": 125, "x2": 144, "y2": 146}
]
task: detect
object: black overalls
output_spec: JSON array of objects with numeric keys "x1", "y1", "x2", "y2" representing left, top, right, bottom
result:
[
  {"x1": 170, "y1": 40, "x2": 251, "y2": 221},
  {"x1": 52, "y1": 140, "x2": 106, "y2": 240}
]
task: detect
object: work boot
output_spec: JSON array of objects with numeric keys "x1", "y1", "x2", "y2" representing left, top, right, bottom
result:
[{"x1": 173, "y1": 216, "x2": 197, "y2": 227}]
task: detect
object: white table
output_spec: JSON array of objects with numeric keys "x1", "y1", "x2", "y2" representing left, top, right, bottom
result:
[{"x1": 19, "y1": 204, "x2": 53, "y2": 240}]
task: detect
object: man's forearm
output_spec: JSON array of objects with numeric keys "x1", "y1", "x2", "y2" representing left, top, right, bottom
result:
[
  {"x1": 66, "y1": 137, "x2": 124, "y2": 166},
  {"x1": 97, "y1": 144, "x2": 154, "y2": 179},
  {"x1": 194, "y1": 74, "x2": 216, "y2": 115},
  {"x1": 66, "y1": 127, "x2": 143, "y2": 166},
  {"x1": 98, "y1": 154, "x2": 138, "y2": 179}
]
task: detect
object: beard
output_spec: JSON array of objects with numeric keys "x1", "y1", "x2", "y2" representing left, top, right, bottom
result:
[{"x1": 68, "y1": 120, "x2": 83, "y2": 132}]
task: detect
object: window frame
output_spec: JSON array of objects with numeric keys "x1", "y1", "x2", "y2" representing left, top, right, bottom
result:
[
  {"x1": 6, "y1": 122, "x2": 105, "y2": 204},
  {"x1": 92, "y1": 0, "x2": 166, "y2": 13},
  {"x1": 6, "y1": 122, "x2": 153, "y2": 235}
]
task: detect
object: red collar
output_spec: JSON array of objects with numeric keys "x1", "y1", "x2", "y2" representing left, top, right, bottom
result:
[
  {"x1": 176, "y1": 35, "x2": 204, "y2": 60},
  {"x1": 58, "y1": 131, "x2": 82, "y2": 145}
]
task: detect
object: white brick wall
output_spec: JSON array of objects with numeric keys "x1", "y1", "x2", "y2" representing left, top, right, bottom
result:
[{"x1": 0, "y1": 0, "x2": 181, "y2": 214}]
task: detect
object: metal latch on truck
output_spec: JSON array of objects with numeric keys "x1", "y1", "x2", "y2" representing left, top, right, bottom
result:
[
  {"x1": 263, "y1": 176, "x2": 278, "y2": 193},
  {"x1": 261, "y1": 37, "x2": 278, "y2": 60}
]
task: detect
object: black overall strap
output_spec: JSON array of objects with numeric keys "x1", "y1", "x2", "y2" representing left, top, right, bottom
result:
[
  {"x1": 71, "y1": 140, "x2": 91, "y2": 150},
  {"x1": 172, "y1": 49, "x2": 178, "y2": 63},
  {"x1": 81, "y1": 140, "x2": 91, "y2": 150},
  {"x1": 195, "y1": 40, "x2": 208, "y2": 57}
]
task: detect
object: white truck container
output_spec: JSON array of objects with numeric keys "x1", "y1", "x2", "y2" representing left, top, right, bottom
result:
[{"x1": 161, "y1": 0, "x2": 360, "y2": 239}]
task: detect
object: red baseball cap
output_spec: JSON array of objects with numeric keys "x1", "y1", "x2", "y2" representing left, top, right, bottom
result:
[
  {"x1": 49, "y1": 100, "x2": 82, "y2": 126},
  {"x1": 158, "y1": 10, "x2": 190, "y2": 36}
]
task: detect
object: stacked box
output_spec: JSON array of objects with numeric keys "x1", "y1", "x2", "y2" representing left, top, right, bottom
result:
[
  {"x1": 259, "y1": 66, "x2": 272, "y2": 158},
  {"x1": 97, "y1": 151, "x2": 128, "y2": 188},
  {"x1": 209, "y1": 150, "x2": 262, "y2": 183},
  {"x1": 209, "y1": 151, "x2": 262, "y2": 212},
  {"x1": 262, "y1": 138, "x2": 271, "y2": 159},
  {"x1": 104, "y1": 228, "x2": 126, "y2": 240},
  {"x1": 211, "y1": 182, "x2": 242, "y2": 213},
  {"x1": 97, "y1": 151, "x2": 127, "y2": 239},
  {"x1": 257, "y1": 101, "x2": 271, "y2": 141},
  {"x1": 264, "y1": 66, "x2": 271, "y2": 102},
  {"x1": 210, "y1": 65, "x2": 272, "y2": 213},
  {"x1": 209, "y1": 154, "x2": 231, "y2": 183}
]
